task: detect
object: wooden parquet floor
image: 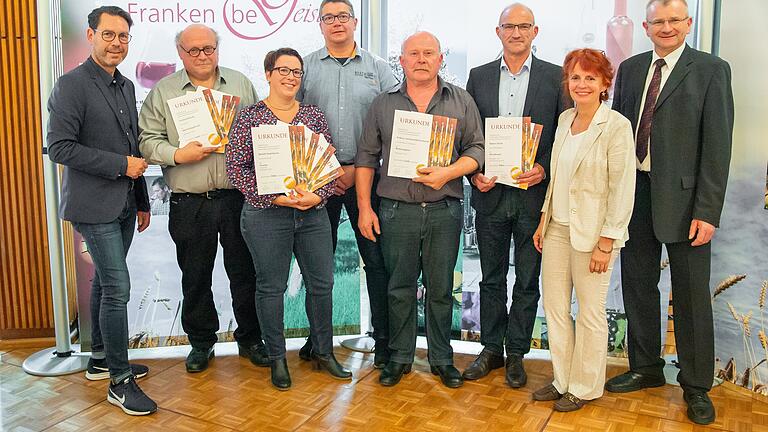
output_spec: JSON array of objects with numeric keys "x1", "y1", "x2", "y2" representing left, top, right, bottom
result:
[{"x1": 0, "y1": 339, "x2": 764, "y2": 431}]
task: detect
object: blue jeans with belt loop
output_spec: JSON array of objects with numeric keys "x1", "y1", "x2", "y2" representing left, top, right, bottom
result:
[
  {"x1": 378, "y1": 197, "x2": 463, "y2": 366},
  {"x1": 74, "y1": 199, "x2": 136, "y2": 383},
  {"x1": 240, "y1": 204, "x2": 335, "y2": 360}
]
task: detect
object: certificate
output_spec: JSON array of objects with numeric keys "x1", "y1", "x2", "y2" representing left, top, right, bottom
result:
[
  {"x1": 167, "y1": 92, "x2": 220, "y2": 149},
  {"x1": 388, "y1": 110, "x2": 458, "y2": 179},
  {"x1": 251, "y1": 125, "x2": 343, "y2": 195},
  {"x1": 251, "y1": 125, "x2": 294, "y2": 195},
  {"x1": 484, "y1": 117, "x2": 543, "y2": 190},
  {"x1": 169, "y1": 88, "x2": 241, "y2": 152}
]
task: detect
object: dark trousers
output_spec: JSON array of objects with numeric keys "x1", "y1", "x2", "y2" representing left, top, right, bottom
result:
[
  {"x1": 74, "y1": 197, "x2": 136, "y2": 382},
  {"x1": 325, "y1": 179, "x2": 389, "y2": 343},
  {"x1": 621, "y1": 172, "x2": 714, "y2": 393},
  {"x1": 168, "y1": 190, "x2": 262, "y2": 350},
  {"x1": 475, "y1": 187, "x2": 541, "y2": 356},
  {"x1": 379, "y1": 198, "x2": 462, "y2": 366},
  {"x1": 240, "y1": 204, "x2": 334, "y2": 360}
]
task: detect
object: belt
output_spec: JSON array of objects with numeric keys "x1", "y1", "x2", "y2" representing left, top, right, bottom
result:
[
  {"x1": 384, "y1": 197, "x2": 457, "y2": 208},
  {"x1": 171, "y1": 189, "x2": 239, "y2": 200}
]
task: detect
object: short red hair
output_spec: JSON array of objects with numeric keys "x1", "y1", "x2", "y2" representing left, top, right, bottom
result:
[{"x1": 562, "y1": 48, "x2": 614, "y2": 102}]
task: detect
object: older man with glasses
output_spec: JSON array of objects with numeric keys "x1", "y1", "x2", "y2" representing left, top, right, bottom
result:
[
  {"x1": 297, "y1": 0, "x2": 398, "y2": 367},
  {"x1": 139, "y1": 24, "x2": 268, "y2": 374}
]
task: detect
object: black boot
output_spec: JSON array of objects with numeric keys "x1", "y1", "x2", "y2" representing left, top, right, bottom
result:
[
  {"x1": 270, "y1": 358, "x2": 291, "y2": 390},
  {"x1": 379, "y1": 361, "x2": 412, "y2": 386},
  {"x1": 313, "y1": 353, "x2": 352, "y2": 380},
  {"x1": 299, "y1": 337, "x2": 313, "y2": 361},
  {"x1": 373, "y1": 339, "x2": 390, "y2": 369}
]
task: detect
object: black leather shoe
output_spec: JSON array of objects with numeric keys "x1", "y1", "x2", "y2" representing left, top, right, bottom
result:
[
  {"x1": 185, "y1": 346, "x2": 214, "y2": 373},
  {"x1": 299, "y1": 337, "x2": 313, "y2": 361},
  {"x1": 270, "y1": 358, "x2": 291, "y2": 390},
  {"x1": 313, "y1": 353, "x2": 353, "y2": 380},
  {"x1": 238, "y1": 342, "x2": 270, "y2": 367},
  {"x1": 431, "y1": 365, "x2": 464, "y2": 388},
  {"x1": 684, "y1": 391, "x2": 715, "y2": 425},
  {"x1": 373, "y1": 340, "x2": 390, "y2": 369},
  {"x1": 462, "y1": 349, "x2": 505, "y2": 380},
  {"x1": 505, "y1": 353, "x2": 527, "y2": 388},
  {"x1": 379, "y1": 361, "x2": 412, "y2": 387},
  {"x1": 604, "y1": 371, "x2": 666, "y2": 393}
]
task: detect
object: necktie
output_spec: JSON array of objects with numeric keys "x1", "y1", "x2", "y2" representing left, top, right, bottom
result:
[{"x1": 636, "y1": 58, "x2": 666, "y2": 163}]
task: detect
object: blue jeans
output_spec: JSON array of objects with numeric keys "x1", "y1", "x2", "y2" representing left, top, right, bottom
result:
[
  {"x1": 475, "y1": 187, "x2": 541, "y2": 356},
  {"x1": 240, "y1": 204, "x2": 334, "y2": 360},
  {"x1": 378, "y1": 198, "x2": 463, "y2": 366},
  {"x1": 74, "y1": 202, "x2": 136, "y2": 382}
]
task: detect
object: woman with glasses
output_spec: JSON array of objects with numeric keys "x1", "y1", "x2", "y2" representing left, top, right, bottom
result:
[
  {"x1": 226, "y1": 48, "x2": 352, "y2": 390},
  {"x1": 530, "y1": 48, "x2": 635, "y2": 411}
]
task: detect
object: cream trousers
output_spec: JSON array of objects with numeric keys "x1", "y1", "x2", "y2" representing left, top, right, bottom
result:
[{"x1": 541, "y1": 222, "x2": 618, "y2": 400}]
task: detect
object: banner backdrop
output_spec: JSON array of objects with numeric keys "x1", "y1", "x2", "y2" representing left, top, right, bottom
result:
[{"x1": 61, "y1": 0, "x2": 364, "y2": 349}]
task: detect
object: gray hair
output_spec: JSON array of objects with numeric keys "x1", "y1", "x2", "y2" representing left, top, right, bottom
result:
[
  {"x1": 499, "y1": 3, "x2": 536, "y2": 26},
  {"x1": 320, "y1": 0, "x2": 355, "y2": 16},
  {"x1": 175, "y1": 24, "x2": 220, "y2": 46},
  {"x1": 646, "y1": 0, "x2": 688, "y2": 11},
  {"x1": 400, "y1": 31, "x2": 442, "y2": 54}
]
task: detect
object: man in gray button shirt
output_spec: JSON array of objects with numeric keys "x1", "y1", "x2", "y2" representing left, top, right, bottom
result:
[
  {"x1": 297, "y1": 0, "x2": 398, "y2": 367},
  {"x1": 355, "y1": 31, "x2": 484, "y2": 389},
  {"x1": 139, "y1": 24, "x2": 267, "y2": 374}
]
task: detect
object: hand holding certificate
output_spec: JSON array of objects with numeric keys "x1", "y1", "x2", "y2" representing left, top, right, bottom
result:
[
  {"x1": 484, "y1": 117, "x2": 543, "y2": 190},
  {"x1": 167, "y1": 88, "x2": 240, "y2": 152},
  {"x1": 251, "y1": 124, "x2": 343, "y2": 195},
  {"x1": 388, "y1": 110, "x2": 458, "y2": 179}
]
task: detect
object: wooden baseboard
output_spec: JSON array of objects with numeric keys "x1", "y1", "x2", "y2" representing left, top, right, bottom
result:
[
  {"x1": 0, "y1": 328, "x2": 54, "y2": 341},
  {"x1": 0, "y1": 336, "x2": 55, "y2": 350}
]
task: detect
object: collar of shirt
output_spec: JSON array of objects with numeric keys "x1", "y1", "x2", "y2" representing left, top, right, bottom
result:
[
  {"x1": 391, "y1": 76, "x2": 452, "y2": 98},
  {"x1": 177, "y1": 67, "x2": 228, "y2": 91},
  {"x1": 500, "y1": 52, "x2": 532, "y2": 76},
  {"x1": 88, "y1": 56, "x2": 126, "y2": 87},
  {"x1": 319, "y1": 44, "x2": 360, "y2": 63},
  {"x1": 652, "y1": 43, "x2": 686, "y2": 72}
]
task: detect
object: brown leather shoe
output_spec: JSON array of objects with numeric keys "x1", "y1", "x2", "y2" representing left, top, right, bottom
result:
[
  {"x1": 554, "y1": 392, "x2": 588, "y2": 412},
  {"x1": 532, "y1": 384, "x2": 562, "y2": 401}
]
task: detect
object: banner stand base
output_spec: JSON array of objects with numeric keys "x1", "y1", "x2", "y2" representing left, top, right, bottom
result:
[
  {"x1": 340, "y1": 335, "x2": 375, "y2": 353},
  {"x1": 22, "y1": 344, "x2": 89, "y2": 377}
]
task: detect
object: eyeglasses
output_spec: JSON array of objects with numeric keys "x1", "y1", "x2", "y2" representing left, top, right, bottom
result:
[
  {"x1": 499, "y1": 23, "x2": 534, "y2": 33},
  {"x1": 178, "y1": 45, "x2": 217, "y2": 57},
  {"x1": 647, "y1": 16, "x2": 689, "y2": 27},
  {"x1": 271, "y1": 67, "x2": 304, "y2": 78},
  {"x1": 95, "y1": 29, "x2": 131, "y2": 44},
  {"x1": 321, "y1": 13, "x2": 353, "y2": 25}
]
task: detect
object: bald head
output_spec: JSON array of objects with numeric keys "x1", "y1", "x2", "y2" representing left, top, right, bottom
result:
[
  {"x1": 499, "y1": 3, "x2": 535, "y2": 26},
  {"x1": 399, "y1": 31, "x2": 443, "y2": 86},
  {"x1": 401, "y1": 31, "x2": 441, "y2": 55},
  {"x1": 175, "y1": 24, "x2": 219, "y2": 46}
]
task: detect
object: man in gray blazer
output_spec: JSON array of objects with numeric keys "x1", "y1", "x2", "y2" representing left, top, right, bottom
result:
[
  {"x1": 604, "y1": 0, "x2": 733, "y2": 425},
  {"x1": 47, "y1": 6, "x2": 156, "y2": 416},
  {"x1": 463, "y1": 3, "x2": 566, "y2": 387}
]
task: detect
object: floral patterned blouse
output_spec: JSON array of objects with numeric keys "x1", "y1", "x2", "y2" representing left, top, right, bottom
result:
[{"x1": 226, "y1": 101, "x2": 336, "y2": 209}]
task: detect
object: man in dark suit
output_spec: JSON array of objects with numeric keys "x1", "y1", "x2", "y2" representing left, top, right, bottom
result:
[
  {"x1": 604, "y1": 0, "x2": 733, "y2": 425},
  {"x1": 463, "y1": 3, "x2": 566, "y2": 387},
  {"x1": 47, "y1": 6, "x2": 157, "y2": 416}
]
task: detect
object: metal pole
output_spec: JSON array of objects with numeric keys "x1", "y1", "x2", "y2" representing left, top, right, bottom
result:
[
  {"x1": 23, "y1": 0, "x2": 89, "y2": 377},
  {"x1": 340, "y1": 0, "x2": 386, "y2": 354}
]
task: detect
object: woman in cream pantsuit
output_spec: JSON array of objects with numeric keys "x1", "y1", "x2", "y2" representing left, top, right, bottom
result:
[{"x1": 531, "y1": 48, "x2": 635, "y2": 412}]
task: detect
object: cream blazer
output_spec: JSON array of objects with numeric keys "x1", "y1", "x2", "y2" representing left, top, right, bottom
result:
[{"x1": 540, "y1": 103, "x2": 636, "y2": 252}]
